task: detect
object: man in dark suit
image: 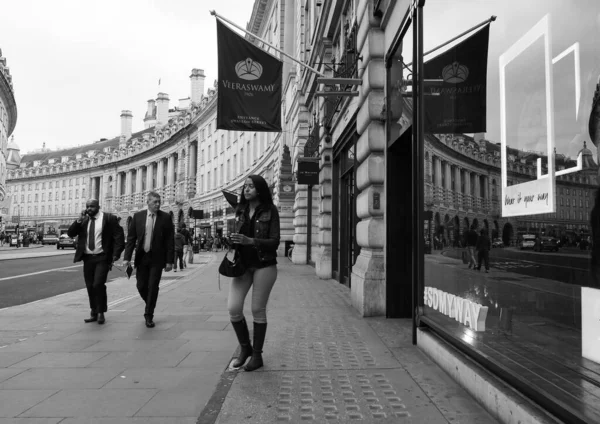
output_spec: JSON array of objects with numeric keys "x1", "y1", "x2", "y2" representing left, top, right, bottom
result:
[
  {"x1": 68, "y1": 199, "x2": 125, "y2": 324},
  {"x1": 122, "y1": 191, "x2": 174, "y2": 328}
]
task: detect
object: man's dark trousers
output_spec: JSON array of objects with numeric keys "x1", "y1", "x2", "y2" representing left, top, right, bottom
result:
[
  {"x1": 83, "y1": 253, "x2": 110, "y2": 314},
  {"x1": 136, "y1": 250, "x2": 163, "y2": 318}
]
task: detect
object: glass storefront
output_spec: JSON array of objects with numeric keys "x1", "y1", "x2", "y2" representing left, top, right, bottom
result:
[{"x1": 416, "y1": 1, "x2": 600, "y2": 422}]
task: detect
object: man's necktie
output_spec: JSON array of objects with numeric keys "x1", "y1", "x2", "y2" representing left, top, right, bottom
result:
[
  {"x1": 88, "y1": 217, "x2": 96, "y2": 251},
  {"x1": 144, "y1": 213, "x2": 154, "y2": 252}
]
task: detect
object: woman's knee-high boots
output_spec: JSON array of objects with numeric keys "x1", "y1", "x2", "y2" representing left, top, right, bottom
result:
[
  {"x1": 231, "y1": 319, "x2": 253, "y2": 368},
  {"x1": 244, "y1": 322, "x2": 267, "y2": 372}
]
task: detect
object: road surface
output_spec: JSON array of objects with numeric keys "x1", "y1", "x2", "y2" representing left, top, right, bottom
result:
[{"x1": 0, "y1": 253, "x2": 126, "y2": 309}]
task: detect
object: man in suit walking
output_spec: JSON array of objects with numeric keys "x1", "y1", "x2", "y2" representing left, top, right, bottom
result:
[
  {"x1": 68, "y1": 199, "x2": 125, "y2": 324},
  {"x1": 122, "y1": 191, "x2": 174, "y2": 328}
]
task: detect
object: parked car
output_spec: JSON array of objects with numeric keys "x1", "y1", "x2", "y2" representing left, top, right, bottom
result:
[
  {"x1": 492, "y1": 238, "x2": 504, "y2": 248},
  {"x1": 57, "y1": 234, "x2": 76, "y2": 249},
  {"x1": 534, "y1": 236, "x2": 559, "y2": 252},
  {"x1": 520, "y1": 234, "x2": 536, "y2": 250}
]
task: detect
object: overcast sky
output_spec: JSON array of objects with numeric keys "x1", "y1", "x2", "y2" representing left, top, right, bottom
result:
[{"x1": 1, "y1": 0, "x2": 255, "y2": 154}]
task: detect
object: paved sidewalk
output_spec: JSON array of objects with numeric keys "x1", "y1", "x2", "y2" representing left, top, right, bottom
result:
[
  {"x1": 212, "y1": 261, "x2": 497, "y2": 423},
  {"x1": 0, "y1": 253, "x2": 497, "y2": 423},
  {"x1": 0, "y1": 253, "x2": 230, "y2": 423}
]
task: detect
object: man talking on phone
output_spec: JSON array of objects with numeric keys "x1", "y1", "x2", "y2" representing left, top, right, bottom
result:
[{"x1": 68, "y1": 199, "x2": 125, "y2": 324}]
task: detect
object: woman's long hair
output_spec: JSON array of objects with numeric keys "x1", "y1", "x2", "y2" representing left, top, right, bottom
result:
[{"x1": 237, "y1": 175, "x2": 273, "y2": 213}]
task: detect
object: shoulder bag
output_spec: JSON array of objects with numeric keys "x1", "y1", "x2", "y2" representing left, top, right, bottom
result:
[{"x1": 218, "y1": 247, "x2": 246, "y2": 277}]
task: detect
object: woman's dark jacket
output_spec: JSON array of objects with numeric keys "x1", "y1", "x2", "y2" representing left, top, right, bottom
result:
[{"x1": 235, "y1": 203, "x2": 280, "y2": 268}]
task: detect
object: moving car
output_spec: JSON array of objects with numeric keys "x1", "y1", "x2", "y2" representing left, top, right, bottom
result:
[
  {"x1": 520, "y1": 234, "x2": 536, "y2": 250},
  {"x1": 534, "y1": 236, "x2": 559, "y2": 252},
  {"x1": 492, "y1": 238, "x2": 504, "y2": 248},
  {"x1": 57, "y1": 234, "x2": 76, "y2": 249}
]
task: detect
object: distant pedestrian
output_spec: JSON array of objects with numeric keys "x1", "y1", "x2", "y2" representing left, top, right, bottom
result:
[
  {"x1": 476, "y1": 229, "x2": 491, "y2": 273},
  {"x1": 68, "y1": 199, "x2": 125, "y2": 325},
  {"x1": 122, "y1": 191, "x2": 175, "y2": 328},
  {"x1": 0, "y1": 231, "x2": 4, "y2": 246},
  {"x1": 180, "y1": 223, "x2": 192, "y2": 268},
  {"x1": 174, "y1": 228, "x2": 185, "y2": 272},
  {"x1": 465, "y1": 225, "x2": 478, "y2": 269},
  {"x1": 228, "y1": 175, "x2": 280, "y2": 372}
]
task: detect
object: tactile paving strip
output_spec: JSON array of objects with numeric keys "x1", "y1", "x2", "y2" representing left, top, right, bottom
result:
[
  {"x1": 275, "y1": 372, "x2": 409, "y2": 422},
  {"x1": 215, "y1": 369, "x2": 442, "y2": 423},
  {"x1": 265, "y1": 319, "x2": 399, "y2": 370}
]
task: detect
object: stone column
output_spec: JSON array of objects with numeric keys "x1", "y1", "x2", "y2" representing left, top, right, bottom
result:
[
  {"x1": 189, "y1": 142, "x2": 198, "y2": 197},
  {"x1": 157, "y1": 158, "x2": 165, "y2": 199},
  {"x1": 167, "y1": 155, "x2": 175, "y2": 191},
  {"x1": 464, "y1": 170, "x2": 472, "y2": 209},
  {"x1": 316, "y1": 125, "x2": 333, "y2": 278},
  {"x1": 435, "y1": 157, "x2": 442, "y2": 187},
  {"x1": 474, "y1": 173, "x2": 481, "y2": 210},
  {"x1": 135, "y1": 167, "x2": 143, "y2": 205},
  {"x1": 444, "y1": 162, "x2": 452, "y2": 190},
  {"x1": 125, "y1": 171, "x2": 132, "y2": 195},
  {"x1": 291, "y1": 107, "x2": 312, "y2": 265},
  {"x1": 146, "y1": 163, "x2": 154, "y2": 192},
  {"x1": 116, "y1": 173, "x2": 122, "y2": 196},
  {"x1": 349, "y1": 2, "x2": 388, "y2": 317},
  {"x1": 483, "y1": 175, "x2": 489, "y2": 199}
]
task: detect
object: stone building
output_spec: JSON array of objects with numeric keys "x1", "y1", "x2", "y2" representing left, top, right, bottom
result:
[
  {"x1": 426, "y1": 133, "x2": 598, "y2": 247},
  {"x1": 0, "y1": 48, "x2": 17, "y2": 224},
  {"x1": 5, "y1": 65, "x2": 292, "y2": 249}
]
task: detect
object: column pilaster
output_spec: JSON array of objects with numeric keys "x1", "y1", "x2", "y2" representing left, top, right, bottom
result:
[{"x1": 350, "y1": 3, "x2": 387, "y2": 317}]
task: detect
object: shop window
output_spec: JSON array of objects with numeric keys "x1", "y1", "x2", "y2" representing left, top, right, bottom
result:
[{"x1": 420, "y1": 4, "x2": 600, "y2": 422}]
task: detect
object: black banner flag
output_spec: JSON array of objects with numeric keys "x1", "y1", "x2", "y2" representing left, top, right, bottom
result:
[
  {"x1": 216, "y1": 20, "x2": 282, "y2": 132},
  {"x1": 424, "y1": 25, "x2": 490, "y2": 133}
]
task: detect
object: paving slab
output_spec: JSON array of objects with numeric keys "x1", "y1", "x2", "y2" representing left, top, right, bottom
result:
[
  {"x1": 102, "y1": 368, "x2": 221, "y2": 390},
  {"x1": 86, "y1": 350, "x2": 191, "y2": 369},
  {"x1": 0, "y1": 419, "x2": 63, "y2": 424},
  {"x1": 8, "y1": 352, "x2": 108, "y2": 368},
  {"x1": 0, "y1": 368, "x2": 123, "y2": 389},
  {"x1": 134, "y1": 389, "x2": 216, "y2": 417},
  {"x1": 0, "y1": 389, "x2": 58, "y2": 417},
  {"x1": 0, "y1": 353, "x2": 38, "y2": 368},
  {"x1": 59, "y1": 419, "x2": 196, "y2": 424},
  {"x1": 19, "y1": 389, "x2": 157, "y2": 418}
]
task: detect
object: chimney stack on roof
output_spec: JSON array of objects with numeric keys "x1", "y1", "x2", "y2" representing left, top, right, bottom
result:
[
  {"x1": 156, "y1": 93, "x2": 170, "y2": 127},
  {"x1": 144, "y1": 99, "x2": 156, "y2": 129},
  {"x1": 120, "y1": 110, "x2": 133, "y2": 140},
  {"x1": 190, "y1": 68, "x2": 206, "y2": 104}
]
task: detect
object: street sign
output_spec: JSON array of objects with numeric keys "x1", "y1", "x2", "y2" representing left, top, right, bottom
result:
[
  {"x1": 11, "y1": 216, "x2": 20, "y2": 223},
  {"x1": 297, "y1": 159, "x2": 319, "y2": 185}
]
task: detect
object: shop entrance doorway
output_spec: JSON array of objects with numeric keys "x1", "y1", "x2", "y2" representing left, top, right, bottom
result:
[
  {"x1": 386, "y1": 128, "x2": 413, "y2": 318},
  {"x1": 332, "y1": 121, "x2": 359, "y2": 288}
]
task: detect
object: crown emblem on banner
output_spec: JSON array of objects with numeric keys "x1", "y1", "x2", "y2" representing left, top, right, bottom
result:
[
  {"x1": 442, "y1": 61, "x2": 469, "y2": 83},
  {"x1": 235, "y1": 58, "x2": 263, "y2": 80}
]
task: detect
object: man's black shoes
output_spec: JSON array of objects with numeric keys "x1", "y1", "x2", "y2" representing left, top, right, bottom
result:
[
  {"x1": 97, "y1": 313, "x2": 105, "y2": 325},
  {"x1": 145, "y1": 316, "x2": 155, "y2": 328},
  {"x1": 84, "y1": 314, "x2": 98, "y2": 323}
]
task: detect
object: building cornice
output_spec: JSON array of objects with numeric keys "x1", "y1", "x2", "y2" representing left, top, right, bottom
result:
[{"x1": 0, "y1": 68, "x2": 17, "y2": 136}]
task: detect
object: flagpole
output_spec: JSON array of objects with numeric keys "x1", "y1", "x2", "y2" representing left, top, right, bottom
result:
[
  {"x1": 210, "y1": 10, "x2": 325, "y2": 77},
  {"x1": 406, "y1": 15, "x2": 496, "y2": 67}
]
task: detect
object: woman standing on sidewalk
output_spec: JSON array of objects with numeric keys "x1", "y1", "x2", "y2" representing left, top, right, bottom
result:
[{"x1": 228, "y1": 175, "x2": 280, "y2": 371}]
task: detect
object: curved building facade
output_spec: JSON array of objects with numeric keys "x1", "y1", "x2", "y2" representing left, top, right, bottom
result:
[
  {"x1": 5, "y1": 66, "x2": 293, "y2": 252},
  {"x1": 0, "y1": 48, "x2": 17, "y2": 222}
]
